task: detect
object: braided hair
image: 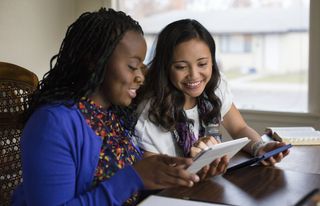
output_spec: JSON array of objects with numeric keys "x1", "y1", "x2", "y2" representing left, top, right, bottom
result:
[{"x1": 26, "y1": 8, "x2": 143, "y2": 120}]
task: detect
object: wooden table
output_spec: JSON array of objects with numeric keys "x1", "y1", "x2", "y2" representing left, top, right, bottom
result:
[
  {"x1": 276, "y1": 146, "x2": 320, "y2": 174},
  {"x1": 159, "y1": 146, "x2": 320, "y2": 206}
]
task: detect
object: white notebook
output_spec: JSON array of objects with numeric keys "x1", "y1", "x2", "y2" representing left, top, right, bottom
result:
[
  {"x1": 138, "y1": 195, "x2": 225, "y2": 206},
  {"x1": 187, "y1": 137, "x2": 250, "y2": 174},
  {"x1": 265, "y1": 127, "x2": 320, "y2": 145}
]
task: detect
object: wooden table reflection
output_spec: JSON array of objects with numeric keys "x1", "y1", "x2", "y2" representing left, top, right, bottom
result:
[{"x1": 159, "y1": 146, "x2": 320, "y2": 206}]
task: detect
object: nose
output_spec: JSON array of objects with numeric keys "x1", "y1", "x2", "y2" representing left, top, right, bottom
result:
[
  {"x1": 135, "y1": 75, "x2": 144, "y2": 85},
  {"x1": 188, "y1": 66, "x2": 198, "y2": 79},
  {"x1": 135, "y1": 68, "x2": 145, "y2": 85}
]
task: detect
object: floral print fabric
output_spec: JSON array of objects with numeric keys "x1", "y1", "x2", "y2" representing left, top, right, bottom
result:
[{"x1": 78, "y1": 97, "x2": 141, "y2": 205}]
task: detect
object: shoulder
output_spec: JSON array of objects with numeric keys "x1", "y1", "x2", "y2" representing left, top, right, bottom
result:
[
  {"x1": 21, "y1": 103, "x2": 95, "y2": 162},
  {"x1": 136, "y1": 99, "x2": 151, "y2": 118},
  {"x1": 135, "y1": 99, "x2": 169, "y2": 137},
  {"x1": 30, "y1": 103, "x2": 81, "y2": 123},
  {"x1": 35, "y1": 103, "x2": 77, "y2": 115},
  {"x1": 216, "y1": 72, "x2": 231, "y2": 94},
  {"x1": 215, "y1": 72, "x2": 234, "y2": 117},
  {"x1": 24, "y1": 103, "x2": 85, "y2": 142}
]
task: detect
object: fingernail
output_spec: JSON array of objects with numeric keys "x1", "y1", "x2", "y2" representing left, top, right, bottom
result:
[{"x1": 193, "y1": 174, "x2": 200, "y2": 182}]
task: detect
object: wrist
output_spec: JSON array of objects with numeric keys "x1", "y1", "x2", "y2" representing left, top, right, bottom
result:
[{"x1": 250, "y1": 140, "x2": 266, "y2": 157}]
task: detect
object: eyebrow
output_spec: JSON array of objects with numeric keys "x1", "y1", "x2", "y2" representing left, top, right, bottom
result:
[
  {"x1": 129, "y1": 56, "x2": 143, "y2": 62},
  {"x1": 172, "y1": 57, "x2": 209, "y2": 64},
  {"x1": 172, "y1": 60, "x2": 188, "y2": 64},
  {"x1": 197, "y1": 57, "x2": 209, "y2": 61}
]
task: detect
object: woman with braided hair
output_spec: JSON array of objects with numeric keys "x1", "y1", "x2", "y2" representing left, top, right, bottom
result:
[
  {"x1": 12, "y1": 8, "x2": 199, "y2": 206},
  {"x1": 135, "y1": 19, "x2": 290, "y2": 180}
]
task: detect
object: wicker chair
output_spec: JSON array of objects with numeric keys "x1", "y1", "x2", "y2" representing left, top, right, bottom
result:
[{"x1": 0, "y1": 62, "x2": 38, "y2": 205}]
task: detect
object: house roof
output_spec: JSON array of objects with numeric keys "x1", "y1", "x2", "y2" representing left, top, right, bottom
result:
[{"x1": 139, "y1": 6, "x2": 309, "y2": 34}]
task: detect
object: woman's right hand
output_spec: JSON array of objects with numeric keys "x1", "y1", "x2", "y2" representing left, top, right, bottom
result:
[{"x1": 133, "y1": 155, "x2": 200, "y2": 190}]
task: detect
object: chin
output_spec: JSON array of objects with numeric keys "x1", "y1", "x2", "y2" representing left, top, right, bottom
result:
[
  {"x1": 184, "y1": 88, "x2": 205, "y2": 97},
  {"x1": 122, "y1": 100, "x2": 132, "y2": 107},
  {"x1": 187, "y1": 91, "x2": 203, "y2": 98}
]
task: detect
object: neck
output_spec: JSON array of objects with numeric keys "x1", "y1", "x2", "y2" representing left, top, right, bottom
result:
[
  {"x1": 89, "y1": 89, "x2": 111, "y2": 109},
  {"x1": 184, "y1": 95, "x2": 196, "y2": 110}
]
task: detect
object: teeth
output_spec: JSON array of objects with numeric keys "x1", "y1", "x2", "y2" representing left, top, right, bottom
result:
[{"x1": 186, "y1": 81, "x2": 201, "y2": 87}]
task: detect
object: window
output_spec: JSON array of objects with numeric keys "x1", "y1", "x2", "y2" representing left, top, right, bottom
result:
[
  {"x1": 220, "y1": 35, "x2": 252, "y2": 53},
  {"x1": 117, "y1": 0, "x2": 311, "y2": 113}
]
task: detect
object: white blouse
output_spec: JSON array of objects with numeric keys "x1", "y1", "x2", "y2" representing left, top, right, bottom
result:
[{"x1": 134, "y1": 74, "x2": 233, "y2": 157}]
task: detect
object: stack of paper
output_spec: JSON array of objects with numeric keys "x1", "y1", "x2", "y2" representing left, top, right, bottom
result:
[{"x1": 265, "y1": 127, "x2": 320, "y2": 145}]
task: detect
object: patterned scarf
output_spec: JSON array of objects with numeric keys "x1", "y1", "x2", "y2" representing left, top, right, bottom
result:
[
  {"x1": 78, "y1": 97, "x2": 142, "y2": 205},
  {"x1": 172, "y1": 99, "x2": 209, "y2": 157}
]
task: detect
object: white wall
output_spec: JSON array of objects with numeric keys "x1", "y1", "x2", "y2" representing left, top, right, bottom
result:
[
  {"x1": 0, "y1": 0, "x2": 75, "y2": 78},
  {"x1": 0, "y1": 0, "x2": 109, "y2": 79}
]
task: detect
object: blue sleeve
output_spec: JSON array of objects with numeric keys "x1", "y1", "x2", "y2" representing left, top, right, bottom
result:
[
  {"x1": 19, "y1": 107, "x2": 144, "y2": 206},
  {"x1": 67, "y1": 166, "x2": 143, "y2": 205}
]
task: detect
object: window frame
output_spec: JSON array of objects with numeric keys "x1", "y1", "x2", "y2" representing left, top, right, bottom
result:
[{"x1": 110, "y1": 0, "x2": 320, "y2": 130}]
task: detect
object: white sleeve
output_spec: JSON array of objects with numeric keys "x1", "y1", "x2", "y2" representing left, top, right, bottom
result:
[
  {"x1": 134, "y1": 101, "x2": 183, "y2": 157},
  {"x1": 215, "y1": 72, "x2": 233, "y2": 119}
]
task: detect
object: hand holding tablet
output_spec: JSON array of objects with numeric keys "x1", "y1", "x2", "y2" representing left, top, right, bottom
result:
[
  {"x1": 187, "y1": 137, "x2": 250, "y2": 174},
  {"x1": 226, "y1": 143, "x2": 292, "y2": 173}
]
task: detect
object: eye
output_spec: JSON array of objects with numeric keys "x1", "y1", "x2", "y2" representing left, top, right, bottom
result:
[
  {"x1": 128, "y1": 65, "x2": 138, "y2": 71},
  {"x1": 198, "y1": 62, "x2": 208, "y2": 68},
  {"x1": 173, "y1": 65, "x2": 187, "y2": 70}
]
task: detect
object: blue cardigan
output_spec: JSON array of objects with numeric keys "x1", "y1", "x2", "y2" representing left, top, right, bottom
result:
[{"x1": 12, "y1": 104, "x2": 144, "y2": 206}]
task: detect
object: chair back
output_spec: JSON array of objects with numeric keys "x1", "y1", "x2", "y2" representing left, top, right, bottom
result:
[{"x1": 0, "y1": 62, "x2": 38, "y2": 205}]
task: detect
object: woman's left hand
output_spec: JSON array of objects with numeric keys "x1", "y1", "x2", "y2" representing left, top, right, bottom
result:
[
  {"x1": 256, "y1": 141, "x2": 290, "y2": 166},
  {"x1": 197, "y1": 155, "x2": 229, "y2": 180},
  {"x1": 190, "y1": 136, "x2": 229, "y2": 180}
]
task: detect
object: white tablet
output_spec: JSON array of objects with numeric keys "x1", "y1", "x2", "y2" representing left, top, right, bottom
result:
[{"x1": 187, "y1": 137, "x2": 250, "y2": 173}]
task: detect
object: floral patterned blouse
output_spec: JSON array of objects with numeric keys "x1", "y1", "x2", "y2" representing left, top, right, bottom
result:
[{"x1": 78, "y1": 97, "x2": 142, "y2": 205}]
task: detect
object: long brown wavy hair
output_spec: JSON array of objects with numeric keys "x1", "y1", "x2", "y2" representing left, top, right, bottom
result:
[{"x1": 136, "y1": 19, "x2": 222, "y2": 131}]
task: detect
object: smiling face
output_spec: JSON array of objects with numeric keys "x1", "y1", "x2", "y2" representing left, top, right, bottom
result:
[
  {"x1": 170, "y1": 38, "x2": 212, "y2": 109},
  {"x1": 91, "y1": 30, "x2": 147, "y2": 108}
]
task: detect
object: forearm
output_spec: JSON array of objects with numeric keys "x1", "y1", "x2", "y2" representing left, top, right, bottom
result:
[
  {"x1": 229, "y1": 126, "x2": 262, "y2": 155},
  {"x1": 222, "y1": 104, "x2": 263, "y2": 155},
  {"x1": 67, "y1": 166, "x2": 144, "y2": 206},
  {"x1": 143, "y1": 150, "x2": 157, "y2": 157},
  {"x1": 20, "y1": 164, "x2": 143, "y2": 206}
]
